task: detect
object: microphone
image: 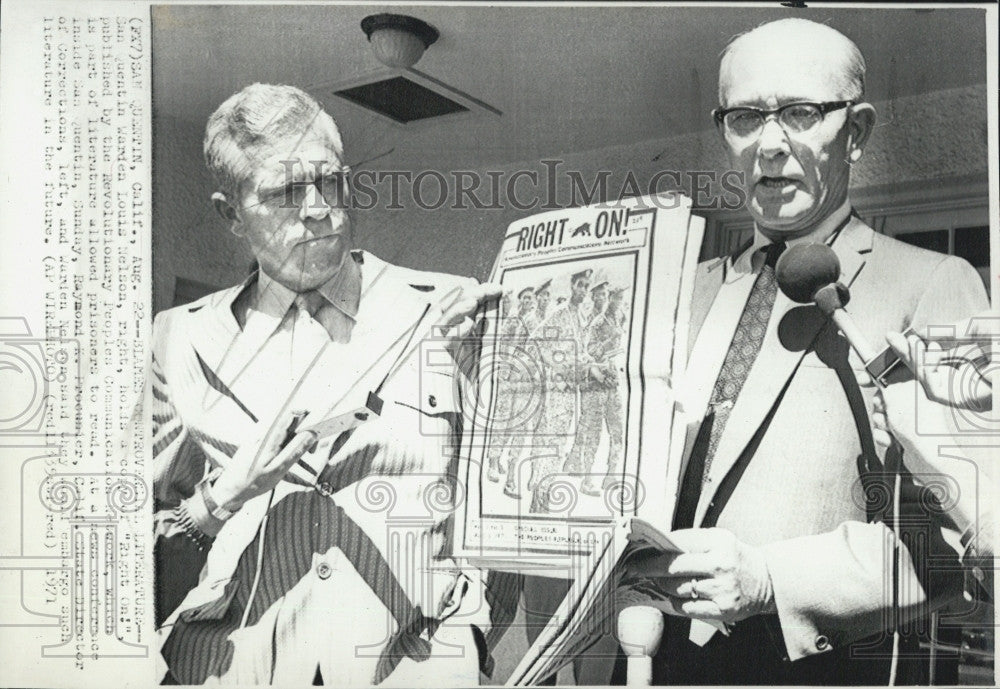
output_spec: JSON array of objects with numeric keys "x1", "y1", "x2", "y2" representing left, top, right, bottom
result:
[
  {"x1": 775, "y1": 243, "x2": 878, "y2": 364},
  {"x1": 618, "y1": 606, "x2": 664, "y2": 687}
]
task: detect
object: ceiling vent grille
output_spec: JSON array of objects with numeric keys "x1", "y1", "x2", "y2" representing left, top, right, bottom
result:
[
  {"x1": 329, "y1": 68, "x2": 500, "y2": 127},
  {"x1": 334, "y1": 75, "x2": 467, "y2": 124}
]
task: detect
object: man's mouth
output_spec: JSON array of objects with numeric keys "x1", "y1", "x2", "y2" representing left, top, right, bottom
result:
[
  {"x1": 757, "y1": 176, "x2": 797, "y2": 189},
  {"x1": 295, "y1": 233, "x2": 341, "y2": 248}
]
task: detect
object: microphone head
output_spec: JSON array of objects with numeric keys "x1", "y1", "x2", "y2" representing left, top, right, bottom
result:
[
  {"x1": 618, "y1": 605, "x2": 665, "y2": 657},
  {"x1": 775, "y1": 243, "x2": 841, "y2": 304}
]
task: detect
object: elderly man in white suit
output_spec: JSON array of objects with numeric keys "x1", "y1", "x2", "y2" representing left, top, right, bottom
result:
[{"x1": 152, "y1": 83, "x2": 499, "y2": 686}]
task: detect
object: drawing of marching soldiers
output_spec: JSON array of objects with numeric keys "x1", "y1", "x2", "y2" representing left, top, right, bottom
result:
[
  {"x1": 487, "y1": 286, "x2": 541, "y2": 485},
  {"x1": 488, "y1": 279, "x2": 550, "y2": 499},
  {"x1": 528, "y1": 268, "x2": 592, "y2": 513},
  {"x1": 565, "y1": 283, "x2": 627, "y2": 494},
  {"x1": 534, "y1": 278, "x2": 552, "y2": 322}
]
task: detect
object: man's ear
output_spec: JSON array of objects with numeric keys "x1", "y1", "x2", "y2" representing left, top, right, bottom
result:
[
  {"x1": 211, "y1": 192, "x2": 242, "y2": 235},
  {"x1": 847, "y1": 102, "x2": 877, "y2": 153}
]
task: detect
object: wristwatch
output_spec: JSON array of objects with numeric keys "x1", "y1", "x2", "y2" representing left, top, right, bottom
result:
[{"x1": 198, "y1": 479, "x2": 234, "y2": 521}]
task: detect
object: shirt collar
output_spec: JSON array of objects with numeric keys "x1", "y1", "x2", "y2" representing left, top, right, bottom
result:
[
  {"x1": 736, "y1": 199, "x2": 853, "y2": 273},
  {"x1": 252, "y1": 251, "x2": 363, "y2": 321}
]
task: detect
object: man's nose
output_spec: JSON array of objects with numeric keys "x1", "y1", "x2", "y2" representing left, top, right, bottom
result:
[
  {"x1": 299, "y1": 182, "x2": 330, "y2": 221},
  {"x1": 756, "y1": 117, "x2": 790, "y2": 159}
]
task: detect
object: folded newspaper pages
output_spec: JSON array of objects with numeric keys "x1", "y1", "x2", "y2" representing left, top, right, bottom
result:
[{"x1": 508, "y1": 517, "x2": 730, "y2": 686}]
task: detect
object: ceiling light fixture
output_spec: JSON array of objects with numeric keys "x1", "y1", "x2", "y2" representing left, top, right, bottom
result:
[{"x1": 361, "y1": 13, "x2": 439, "y2": 70}]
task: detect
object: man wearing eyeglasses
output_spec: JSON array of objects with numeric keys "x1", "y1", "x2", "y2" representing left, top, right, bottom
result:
[{"x1": 616, "y1": 18, "x2": 988, "y2": 685}]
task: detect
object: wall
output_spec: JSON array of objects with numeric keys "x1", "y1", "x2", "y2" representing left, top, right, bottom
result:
[{"x1": 152, "y1": 84, "x2": 989, "y2": 313}]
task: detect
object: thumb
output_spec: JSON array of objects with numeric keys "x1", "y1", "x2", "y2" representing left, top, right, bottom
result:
[
  {"x1": 885, "y1": 330, "x2": 913, "y2": 371},
  {"x1": 479, "y1": 282, "x2": 504, "y2": 303},
  {"x1": 259, "y1": 410, "x2": 309, "y2": 460},
  {"x1": 266, "y1": 429, "x2": 317, "y2": 472}
]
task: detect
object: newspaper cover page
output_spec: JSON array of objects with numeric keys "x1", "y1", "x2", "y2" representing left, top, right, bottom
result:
[
  {"x1": 456, "y1": 195, "x2": 703, "y2": 571},
  {"x1": 1, "y1": 1, "x2": 997, "y2": 688}
]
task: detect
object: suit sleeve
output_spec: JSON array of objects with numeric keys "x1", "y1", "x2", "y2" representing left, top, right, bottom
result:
[
  {"x1": 761, "y1": 253, "x2": 989, "y2": 660},
  {"x1": 908, "y1": 255, "x2": 989, "y2": 333}
]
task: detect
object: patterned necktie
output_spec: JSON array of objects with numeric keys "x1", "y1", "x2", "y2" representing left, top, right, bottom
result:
[
  {"x1": 294, "y1": 290, "x2": 325, "y2": 318},
  {"x1": 294, "y1": 290, "x2": 352, "y2": 343},
  {"x1": 674, "y1": 241, "x2": 785, "y2": 529}
]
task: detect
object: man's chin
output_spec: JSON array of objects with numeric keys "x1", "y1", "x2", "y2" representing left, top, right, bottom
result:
[
  {"x1": 276, "y1": 264, "x2": 344, "y2": 293},
  {"x1": 750, "y1": 203, "x2": 815, "y2": 236}
]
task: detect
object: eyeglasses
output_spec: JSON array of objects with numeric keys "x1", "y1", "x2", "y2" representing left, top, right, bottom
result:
[{"x1": 712, "y1": 101, "x2": 853, "y2": 140}]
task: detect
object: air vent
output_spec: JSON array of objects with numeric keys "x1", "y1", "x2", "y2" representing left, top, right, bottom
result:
[
  {"x1": 328, "y1": 68, "x2": 501, "y2": 127},
  {"x1": 334, "y1": 75, "x2": 468, "y2": 124}
]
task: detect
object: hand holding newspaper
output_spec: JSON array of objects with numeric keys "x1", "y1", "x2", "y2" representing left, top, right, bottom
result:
[{"x1": 508, "y1": 517, "x2": 727, "y2": 686}]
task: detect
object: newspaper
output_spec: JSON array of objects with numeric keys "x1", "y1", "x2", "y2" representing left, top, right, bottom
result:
[
  {"x1": 455, "y1": 194, "x2": 704, "y2": 573},
  {"x1": 0, "y1": 2, "x2": 996, "y2": 688},
  {"x1": 506, "y1": 517, "x2": 677, "y2": 686}
]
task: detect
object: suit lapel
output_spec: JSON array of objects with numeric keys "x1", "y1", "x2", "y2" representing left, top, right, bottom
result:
[
  {"x1": 694, "y1": 218, "x2": 874, "y2": 525},
  {"x1": 187, "y1": 254, "x2": 442, "y2": 430},
  {"x1": 681, "y1": 259, "x2": 754, "y2": 422},
  {"x1": 294, "y1": 253, "x2": 440, "y2": 421},
  {"x1": 831, "y1": 215, "x2": 874, "y2": 293},
  {"x1": 672, "y1": 257, "x2": 754, "y2": 506},
  {"x1": 185, "y1": 280, "x2": 277, "y2": 423}
]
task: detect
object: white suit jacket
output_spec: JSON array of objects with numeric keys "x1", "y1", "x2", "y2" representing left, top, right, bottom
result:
[{"x1": 152, "y1": 252, "x2": 489, "y2": 686}]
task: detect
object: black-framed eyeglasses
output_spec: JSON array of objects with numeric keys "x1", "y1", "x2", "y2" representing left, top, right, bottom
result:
[{"x1": 712, "y1": 101, "x2": 853, "y2": 139}]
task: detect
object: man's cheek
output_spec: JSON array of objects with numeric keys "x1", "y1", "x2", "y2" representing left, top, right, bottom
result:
[
  {"x1": 728, "y1": 147, "x2": 752, "y2": 176},
  {"x1": 794, "y1": 147, "x2": 821, "y2": 188}
]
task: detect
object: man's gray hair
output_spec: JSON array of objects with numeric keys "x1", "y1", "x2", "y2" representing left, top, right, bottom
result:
[
  {"x1": 204, "y1": 83, "x2": 344, "y2": 198},
  {"x1": 718, "y1": 18, "x2": 866, "y2": 104}
]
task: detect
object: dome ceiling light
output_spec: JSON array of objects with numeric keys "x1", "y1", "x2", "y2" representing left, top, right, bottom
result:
[{"x1": 361, "y1": 13, "x2": 439, "y2": 70}]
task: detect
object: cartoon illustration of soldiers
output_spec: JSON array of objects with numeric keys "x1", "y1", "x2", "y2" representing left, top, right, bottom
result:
[
  {"x1": 574, "y1": 284, "x2": 627, "y2": 493},
  {"x1": 529, "y1": 268, "x2": 591, "y2": 513},
  {"x1": 534, "y1": 279, "x2": 552, "y2": 322},
  {"x1": 487, "y1": 286, "x2": 539, "y2": 483},
  {"x1": 499, "y1": 279, "x2": 550, "y2": 499}
]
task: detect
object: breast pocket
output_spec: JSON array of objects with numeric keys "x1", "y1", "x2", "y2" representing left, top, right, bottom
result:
[{"x1": 382, "y1": 346, "x2": 463, "y2": 436}]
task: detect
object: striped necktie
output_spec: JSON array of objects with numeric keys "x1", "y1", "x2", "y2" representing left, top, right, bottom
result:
[{"x1": 674, "y1": 241, "x2": 785, "y2": 529}]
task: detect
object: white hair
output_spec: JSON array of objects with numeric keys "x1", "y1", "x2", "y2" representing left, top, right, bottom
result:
[{"x1": 203, "y1": 83, "x2": 344, "y2": 198}]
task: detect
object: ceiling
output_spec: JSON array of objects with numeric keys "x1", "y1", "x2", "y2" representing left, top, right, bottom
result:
[{"x1": 151, "y1": 4, "x2": 989, "y2": 173}]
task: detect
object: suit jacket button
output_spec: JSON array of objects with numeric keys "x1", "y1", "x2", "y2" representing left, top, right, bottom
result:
[
  {"x1": 316, "y1": 562, "x2": 332, "y2": 580},
  {"x1": 815, "y1": 635, "x2": 830, "y2": 651},
  {"x1": 428, "y1": 395, "x2": 437, "y2": 407}
]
